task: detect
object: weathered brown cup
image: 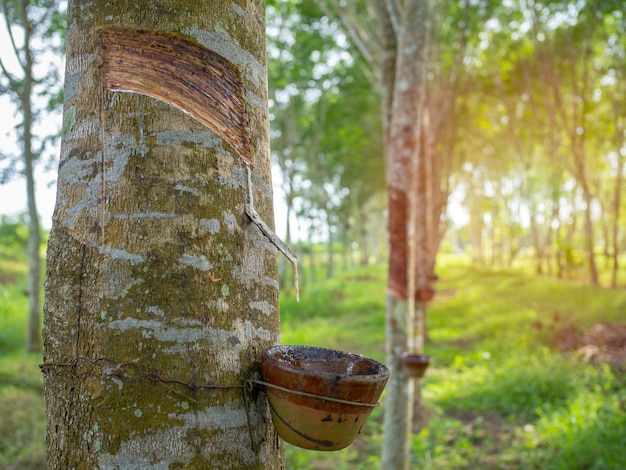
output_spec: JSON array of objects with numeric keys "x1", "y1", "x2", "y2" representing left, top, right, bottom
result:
[
  {"x1": 262, "y1": 345, "x2": 389, "y2": 451},
  {"x1": 401, "y1": 353, "x2": 431, "y2": 378}
]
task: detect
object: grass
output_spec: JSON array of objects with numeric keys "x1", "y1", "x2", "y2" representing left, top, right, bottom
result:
[
  {"x1": 1, "y1": 251, "x2": 625, "y2": 468},
  {"x1": 0, "y1": 350, "x2": 45, "y2": 470},
  {"x1": 0, "y1": 250, "x2": 46, "y2": 469},
  {"x1": 281, "y1": 254, "x2": 626, "y2": 469}
]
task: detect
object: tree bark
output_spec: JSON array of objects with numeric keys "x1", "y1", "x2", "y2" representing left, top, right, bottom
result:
[
  {"x1": 1, "y1": 0, "x2": 43, "y2": 352},
  {"x1": 610, "y1": 106, "x2": 624, "y2": 288},
  {"x1": 17, "y1": 0, "x2": 42, "y2": 353},
  {"x1": 381, "y1": 1, "x2": 430, "y2": 469},
  {"x1": 357, "y1": 203, "x2": 370, "y2": 266},
  {"x1": 377, "y1": 0, "x2": 396, "y2": 159},
  {"x1": 325, "y1": 208, "x2": 335, "y2": 279},
  {"x1": 42, "y1": 1, "x2": 284, "y2": 468},
  {"x1": 580, "y1": 178, "x2": 599, "y2": 284},
  {"x1": 277, "y1": 191, "x2": 293, "y2": 290}
]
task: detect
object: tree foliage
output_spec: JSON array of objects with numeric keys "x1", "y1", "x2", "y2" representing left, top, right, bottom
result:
[
  {"x1": 0, "y1": 0, "x2": 65, "y2": 183},
  {"x1": 267, "y1": 0, "x2": 384, "y2": 276},
  {"x1": 0, "y1": 0, "x2": 65, "y2": 352}
]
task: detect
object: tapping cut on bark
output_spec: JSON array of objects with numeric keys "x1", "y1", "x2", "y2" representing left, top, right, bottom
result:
[{"x1": 98, "y1": 26, "x2": 251, "y2": 163}]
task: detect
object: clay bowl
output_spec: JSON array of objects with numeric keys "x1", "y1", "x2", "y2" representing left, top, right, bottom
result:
[
  {"x1": 416, "y1": 287, "x2": 436, "y2": 301},
  {"x1": 401, "y1": 353, "x2": 431, "y2": 378},
  {"x1": 262, "y1": 345, "x2": 389, "y2": 451}
]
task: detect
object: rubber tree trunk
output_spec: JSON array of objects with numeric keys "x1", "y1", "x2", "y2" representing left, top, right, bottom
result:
[
  {"x1": 18, "y1": 0, "x2": 42, "y2": 353},
  {"x1": 380, "y1": 1, "x2": 430, "y2": 469},
  {"x1": 573, "y1": 142, "x2": 599, "y2": 285},
  {"x1": 25, "y1": 97, "x2": 42, "y2": 354},
  {"x1": 326, "y1": 211, "x2": 335, "y2": 279},
  {"x1": 357, "y1": 204, "x2": 370, "y2": 267},
  {"x1": 610, "y1": 118, "x2": 624, "y2": 288},
  {"x1": 581, "y1": 180, "x2": 599, "y2": 285},
  {"x1": 4, "y1": 0, "x2": 43, "y2": 352},
  {"x1": 42, "y1": 1, "x2": 284, "y2": 468}
]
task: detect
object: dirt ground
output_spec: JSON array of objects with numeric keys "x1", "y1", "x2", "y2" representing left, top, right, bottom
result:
[{"x1": 551, "y1": 321, "x2": 626, "y2": 371}]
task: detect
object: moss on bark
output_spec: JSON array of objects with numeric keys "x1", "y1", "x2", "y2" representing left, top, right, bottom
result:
[{"x1": 43, "y1": 1, "x2": 283, "y2": 468}]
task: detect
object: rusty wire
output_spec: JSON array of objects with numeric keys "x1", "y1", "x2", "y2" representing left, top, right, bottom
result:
[{"x1": 39, "y1": 356, "x2": 244, "y2": 405}]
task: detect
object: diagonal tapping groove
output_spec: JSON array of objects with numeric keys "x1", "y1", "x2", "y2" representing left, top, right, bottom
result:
[{"x1": 97, "y1": 26, "x2": 251, "y2": 163}]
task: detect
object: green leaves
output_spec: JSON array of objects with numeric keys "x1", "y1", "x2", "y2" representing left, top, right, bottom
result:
[
  {"x1": 268, "y1": 1, "x2": 383, "y2": 245},
  {"x1": 0, "y1": 0, "x2": 65, "y2": 181}
]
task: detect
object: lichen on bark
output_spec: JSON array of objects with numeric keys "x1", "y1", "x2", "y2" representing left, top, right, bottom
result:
[{"x1": 43, "y1": 1, "x2": 283, "y2": 468}]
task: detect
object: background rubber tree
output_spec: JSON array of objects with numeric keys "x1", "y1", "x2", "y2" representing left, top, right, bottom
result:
[
  {"x1": 42, "y1": 0, "x2": 284, "y2": 467},
  {"x1": 0, "y1": 0, "x2": 64, "y2": 352},
  {"x1": 377, "y1": 1, "x2": 430, "y2": 468}
]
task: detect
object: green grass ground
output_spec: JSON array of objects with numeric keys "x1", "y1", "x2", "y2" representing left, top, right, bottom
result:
[
  {"x1": 1, "y1": 253, "x2": 625, "y2": 468},
  {"x1": 0, "y1": 253, "x2": 45, "y2": 469},
  {"x1": 281, "y1": 255, "x2": 626, "y2": 469}
]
